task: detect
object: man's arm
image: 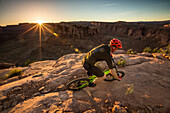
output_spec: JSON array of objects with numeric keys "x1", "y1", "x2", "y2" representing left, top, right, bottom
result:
[
  {"x1": 93, "y1": 68, "x2": 119, "y2": 84},
  {"x1": 110, "y1": 68, "x2": 119, "y2": 80}
]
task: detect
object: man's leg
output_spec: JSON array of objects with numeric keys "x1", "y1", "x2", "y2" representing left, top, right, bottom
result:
[
  {"x1": 87, "y1": 71, "x2": 92, "y2": 76},
  {"x1": 83, "y1": 61, "x2": 93, "y2": 77},
  {"x1": 90, "y1": 65, "x2": 106, "y2": 84},
  {"x1": 93, "y1": 74, "x2": 107, "y2": 84},
  {"x1": 83, "y1": 61, "x2": 106, "y2": 85}
]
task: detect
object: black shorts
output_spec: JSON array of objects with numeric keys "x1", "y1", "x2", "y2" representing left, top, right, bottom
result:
[{"x1": 82, "y1": 61, "x2": 104, "y2": 77}]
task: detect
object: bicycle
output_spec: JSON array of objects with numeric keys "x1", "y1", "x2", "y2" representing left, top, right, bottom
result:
[{"x1": 66, "y1": 58, "x2": 125, "y2": 91}]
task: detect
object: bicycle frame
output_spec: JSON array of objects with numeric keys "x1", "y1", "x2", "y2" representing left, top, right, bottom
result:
[
  {"x1": 78, "y1": 58, "x2": 119, "y2": 88},
  {"x1": 78, "y1": 75, "x2": 96, "y2": 88},
  {"x1": 78, "y1": 82, "x2": 88, "y2": 88}
]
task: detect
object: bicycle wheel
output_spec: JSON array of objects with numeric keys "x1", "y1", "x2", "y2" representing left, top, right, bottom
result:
[
  {"x1": 66, "y1": 77, "x2": 90, "y2": 91},
  {"x1": 104, "y1": 71, "x2": 125, "y2": 81}
]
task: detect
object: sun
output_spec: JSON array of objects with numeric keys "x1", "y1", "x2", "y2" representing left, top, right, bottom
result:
[{"x1": 36, "y1": 20, "x2": 44, "y2": 25}]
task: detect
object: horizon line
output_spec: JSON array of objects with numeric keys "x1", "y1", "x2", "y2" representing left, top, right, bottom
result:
[{"x1": 1, "y1": 20, "x2": 170, "y2": 27}]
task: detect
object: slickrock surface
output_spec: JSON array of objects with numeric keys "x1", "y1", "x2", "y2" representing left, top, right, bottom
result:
[{"x1": 0, "y1": 52, "x2": 169, "y2": 113}]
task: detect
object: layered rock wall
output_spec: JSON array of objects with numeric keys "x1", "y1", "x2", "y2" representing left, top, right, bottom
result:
[
  {"x1": 92, "y1": 22, "x2": 170, "y2": 47},
  {"x1": 0, "y1": 21, "x2": 169, "y2": 65}
]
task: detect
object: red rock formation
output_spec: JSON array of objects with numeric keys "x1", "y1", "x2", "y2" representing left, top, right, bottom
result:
[
  {"x1": 0, "y1": 53, "x2": 169, "y2": 112},
  {"x1": 0, "y1": 21, "x2": 169, "y2": 65}
]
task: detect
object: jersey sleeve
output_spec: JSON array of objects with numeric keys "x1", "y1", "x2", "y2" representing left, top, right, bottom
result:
[{"x1": 104, "y1": 55, "x2": 114, "y2": 69}]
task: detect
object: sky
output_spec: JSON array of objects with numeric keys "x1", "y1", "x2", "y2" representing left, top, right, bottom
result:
[{"x1": 0, "y1": 0, "x2": 170, "y2": 26}]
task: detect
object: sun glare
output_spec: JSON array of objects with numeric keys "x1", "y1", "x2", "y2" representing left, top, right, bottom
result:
[{"x1": 36, "y1": 20, "x2": 44, "y2": 25}]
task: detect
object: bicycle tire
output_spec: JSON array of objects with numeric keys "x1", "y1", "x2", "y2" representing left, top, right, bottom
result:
[
  {"x1": 104, "y1": 71, "x2": 125, "y2": 81},
  {"x1": 66, "y1": 77, "x2": 90, "y2": 91}
]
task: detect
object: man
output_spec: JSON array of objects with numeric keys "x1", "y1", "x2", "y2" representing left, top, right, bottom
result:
[{"x1": 82, "y1": 38, "x2": 122, "y2": 86}]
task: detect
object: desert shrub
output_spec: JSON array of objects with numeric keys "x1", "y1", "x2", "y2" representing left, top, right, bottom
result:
[
  {"x1": 160, "y1": 48, "x2": 165, "y2": 53},
  {"x1": 126, "y1": 49, "x2": 132, "y2": 54},
  {"x1": 166, "y1": 44, "x2": 170, "y2": 50},
  {"x1": 126, "y1": 49, "x2": 137, "y2": 54},
  {"x1": 156, "y1": 48, "x2": 161, "y2": 53},
  {"x1": 152, "y1": 47, "x2": 159, "y2": 53},
  {"x1": 5, "y1": 69, "x2": 23, "y2": 79},
  {"x1": 156, "y1": 48, "x2": 166, "y2": 53},
  {"x1": 143, "y1": 47, "x2": 152, "y2": 53},
  {"x1": 24, "y1": 59, "x2": 35, "y2": 66},
  {"x1": 117, "y1": 58, "x2": 126, "y2": 67},
  {"x1": 165, "y1": 44, "x2": 170, "y2": 54},
  {"x1": 163, "y1": 49, "x2": 169, "y2": 54},
  {"x1": 152, "y1": 45, "x2": 170, "y2": 54}
]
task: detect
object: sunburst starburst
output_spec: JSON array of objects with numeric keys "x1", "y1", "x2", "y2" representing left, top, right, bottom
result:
[{"x1": 36, "y1": 20, "x2": 44, "y2": 25}]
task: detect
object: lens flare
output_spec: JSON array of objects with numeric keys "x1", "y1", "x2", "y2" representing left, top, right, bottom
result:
[
  {"x1": 18, "y1": 22, "x2": 82, "y2": 59},
  {"x1": 36, "y1": 20, "x2": 44, "y2": 25}
]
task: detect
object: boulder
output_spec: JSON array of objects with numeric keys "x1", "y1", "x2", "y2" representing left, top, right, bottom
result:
[
  {"x1": 114, "y1": 50, "x2": 126, "y2": 54},
  {"x1": 0, "y1": 62, "x2": 15, "y2": 69},
  {"x1": 61, "y1": 98, "x2": 91, "y2": 112},
  {"x1": 112, "y1": 101, "x2": 127, "y2": 113}
]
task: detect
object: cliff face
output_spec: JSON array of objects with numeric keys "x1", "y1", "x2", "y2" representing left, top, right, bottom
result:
[
  {"x1": 0, "y1": 23, "x2": 106, "y2": 65},
  {"x1": 0, "y1": 21, "x2": 169, "y2": 65},
  {"x1": 93, "y1": 22, "x2": 170, "y2": 47}
]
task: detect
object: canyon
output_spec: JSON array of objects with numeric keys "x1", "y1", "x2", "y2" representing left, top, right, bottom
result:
[{"x1": 0, "y1": 21, "x2": 170, "y2": 65}]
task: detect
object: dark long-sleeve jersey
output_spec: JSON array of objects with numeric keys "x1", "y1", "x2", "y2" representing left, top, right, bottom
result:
[{"x1": 83, "y1": 44, "x2": 115, "y2": 69}]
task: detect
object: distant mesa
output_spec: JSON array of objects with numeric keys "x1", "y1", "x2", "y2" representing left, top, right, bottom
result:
[
  {"x1": 116, "y1": 21, "x2": 127, "y2": 23},
  {"x1": 4, "y1": 22, "x2": 41, "y2": 27},
  {"x1": 18, "y1": 23, "x2": 30, "y2": 25}
]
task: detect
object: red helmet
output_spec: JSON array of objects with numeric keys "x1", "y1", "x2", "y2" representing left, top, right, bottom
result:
[{"x1": 110, "y1": 39, "x2": 122, "y2": 48}]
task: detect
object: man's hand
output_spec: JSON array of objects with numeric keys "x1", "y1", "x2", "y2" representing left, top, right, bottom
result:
[
  {"x1": 118, "y1": 76, "x2": 122, "y2": 81},
  {"x1": 110, "y1": 68, "x2": 119, "y2": 80}
]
